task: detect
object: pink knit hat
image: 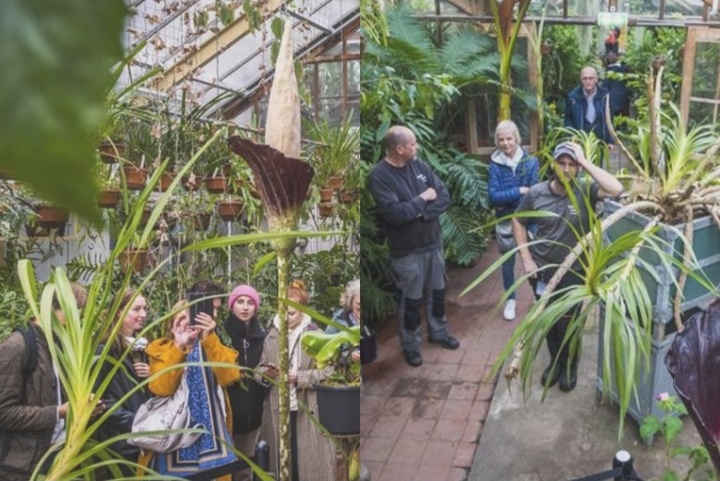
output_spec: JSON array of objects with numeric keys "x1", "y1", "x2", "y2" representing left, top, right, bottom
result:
[{"x1": 228, "y1": 285, "x2": 260, "y2": 310}]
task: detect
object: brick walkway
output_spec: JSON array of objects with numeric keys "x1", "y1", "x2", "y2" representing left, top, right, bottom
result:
[{"x1": 360, "y1": 247, "x2": 535, "y2": 481}]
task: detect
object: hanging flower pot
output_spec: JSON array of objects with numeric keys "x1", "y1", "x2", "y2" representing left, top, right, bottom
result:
[
  {"x1": 158, "y1": 172, "x2": 176, "y2": 192},
  {"x1": 118, "y1": 248, "x2": 149, "y2": 274},
  {"x1": 98, "y1": 140, "x2": 125, "y2": 164},
  {"x1": 319, "y1": 187, "x2": 334, "y2": 202},
  {"x1": 217, "y1": 199, "x2": 245, "y2": 222},
  {"x1": 339, "y1": 190, "x2": 358, "y2": 205},
  {"x1": 36, "y1": 204, "x2": 69, "y2": 229},
  {"x1": 204, "y1": 176, "x2": 228, "y2": 194},
  {"x1": 329, "y1": 174, "x2": 344, "y2": 191},
  {"x1": 138, "y1": 207, "x2": 153, "y2": 228},
  {"x1": 318, "y1": 202, "x2": 333, "y2": 218},
  {"x1": 97, "y1": 188, "x2": 121, "y2": 209},
  {"x1": 122, "y1": 165, "x2": 148, "y2": 191}
]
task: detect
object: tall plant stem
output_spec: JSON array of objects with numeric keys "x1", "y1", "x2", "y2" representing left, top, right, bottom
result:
[{"x1": 273, "y1": 237, "x2": 293, "y2": 481}]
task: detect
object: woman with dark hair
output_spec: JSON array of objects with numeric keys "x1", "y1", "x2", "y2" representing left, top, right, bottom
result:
[
  {"x1": 94, "y1": 288, "x2": 150, "y2": 474},
  {"x1": 257, "y1": 279, "x2": 335, "y2": 481},
  {"x1": 224, "y1": 284, "x2": 269, "y2": 481}
]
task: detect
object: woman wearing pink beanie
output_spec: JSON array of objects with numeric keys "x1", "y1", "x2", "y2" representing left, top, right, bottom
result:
[{"x1": 224, "y1": 284, "x2": 268, "y2": 481}]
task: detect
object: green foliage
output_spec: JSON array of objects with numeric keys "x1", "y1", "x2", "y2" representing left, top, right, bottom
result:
[
  {"x1": 0, "y1": 0, "x2": 128, "y2": 228},
  {"x1": 640, "y1": 394, "x2": 716, "y2": 481},
  {"x1": 541, "y1": 25, "x2": 589, "y2": 105}
]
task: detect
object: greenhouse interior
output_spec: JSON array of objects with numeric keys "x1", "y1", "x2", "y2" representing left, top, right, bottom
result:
[{"x1": 1, "y1": 0, "x2": 720, "y2": 480}]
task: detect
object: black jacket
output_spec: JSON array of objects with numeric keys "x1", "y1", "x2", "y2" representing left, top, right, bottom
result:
[
  {"x1": 93, "y1": 343, "x2": 148, "y2": 460},
  {"x1": 224, "y1": 315, "x2": 269, "y2": 434}
]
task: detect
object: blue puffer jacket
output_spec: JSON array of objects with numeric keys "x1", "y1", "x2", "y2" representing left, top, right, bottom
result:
[
  {"x1": 488, "y1": 148, "x2": 540, "y2": 218},
  {"x1": 564, "y1": 84, "x2": 614, "y2": 144}
]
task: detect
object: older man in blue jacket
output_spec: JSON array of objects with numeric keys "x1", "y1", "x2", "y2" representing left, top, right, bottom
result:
[{"x1": 564, "y1": 66, "x2": 614, "y2": 146}]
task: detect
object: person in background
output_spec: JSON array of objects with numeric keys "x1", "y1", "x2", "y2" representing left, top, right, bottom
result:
[
  {"x1": 224, "y1": 284, "x2": 269, "y2": 481},
  {"x1": 94, "y1": 288, "x2": 150, "y2": 476},
  {"x1": 603, "y1": 52, "x2": 631, "y2": 118},
  {"x1": 488, "y1": 120, "x2": 540, "y2": 321},
  {"x1": 604, "y1": 27, "x2": 621, "y2": 55},
  {"x1": 369, "y1": 125, "x2": 460, "y2": 368},
  {"x1": 326, "y1": 279, "x2": 362, "y2": 363},
  {"x1": 512, "y1": 142, "x2": 623, "y2": 393},
  {"x1": 140, "y1": 299, "x2": 241, "y2": 480},
  {"x1": 564, "y1": 66, "x2": 615, "y2": 147},
  {"x1": 189, "y1": 279, "x2": 225, "y2": 317},
  {"x1": 0, "y1": 282, "x2": 88, "y2": 481},
  {"x1": 257, "y1": 279, "x2": 335, "y2": 481}
]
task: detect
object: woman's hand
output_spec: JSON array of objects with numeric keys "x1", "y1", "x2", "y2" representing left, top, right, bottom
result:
[
  {"x1": 194, "y1": 312, "x2": 216, "y2": 340},
  {"x1": 174, "y1": 325, "x2": 198, "y2": 350},
  {"x1": 133, "y1": 362, "x2": 150, "y2": 378}
]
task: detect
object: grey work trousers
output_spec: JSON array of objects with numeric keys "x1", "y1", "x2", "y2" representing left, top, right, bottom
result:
[{"x1": 391, "y1": 247, "x2": 449, "y2": 352}]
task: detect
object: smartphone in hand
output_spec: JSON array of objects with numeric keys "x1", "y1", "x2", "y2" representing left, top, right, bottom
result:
[{"x1": 188, "y1": 291, "x2": 214, "y2": 325}]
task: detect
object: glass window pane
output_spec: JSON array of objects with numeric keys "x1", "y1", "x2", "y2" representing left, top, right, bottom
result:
[{"x1": 319, "y1": 62, "x2": 343, "y2": 98}]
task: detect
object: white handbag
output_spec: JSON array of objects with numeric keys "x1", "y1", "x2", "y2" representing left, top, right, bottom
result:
[{"x1": 128, "y1": 372, "x2": 204, "y2": 453}]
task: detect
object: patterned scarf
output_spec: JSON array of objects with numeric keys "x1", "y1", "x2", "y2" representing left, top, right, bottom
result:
[{"x1": 153, "y1": 342, "x2": 237, "y2": 476}]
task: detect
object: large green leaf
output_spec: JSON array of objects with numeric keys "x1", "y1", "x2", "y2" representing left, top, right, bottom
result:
[{"x1": 0, "y1": 0, "x2": 128, "y2": 227}]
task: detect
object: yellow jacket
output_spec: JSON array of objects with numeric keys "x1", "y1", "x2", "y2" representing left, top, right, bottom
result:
[{"x1": 138, "y1": 332, "x2": 241, "y2": 481}]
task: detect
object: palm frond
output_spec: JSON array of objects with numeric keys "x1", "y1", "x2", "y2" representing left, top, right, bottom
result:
[{"x1": 441, "y1": 206, "x2": 488, "y2": 266}]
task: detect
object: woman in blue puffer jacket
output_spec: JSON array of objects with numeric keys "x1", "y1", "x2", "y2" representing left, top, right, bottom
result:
[{"x1": 488, "y1": 120, "x2": 540, "y2": 321}]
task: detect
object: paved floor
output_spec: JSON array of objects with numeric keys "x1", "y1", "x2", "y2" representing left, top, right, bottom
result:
[{"x1": 361, "y1": 246, "x2": 703, "y2": 481}]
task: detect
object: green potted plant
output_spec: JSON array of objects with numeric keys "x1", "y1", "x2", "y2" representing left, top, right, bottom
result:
[{"x1": 301, "y1": 324, "x2": 360, "y2": 434}]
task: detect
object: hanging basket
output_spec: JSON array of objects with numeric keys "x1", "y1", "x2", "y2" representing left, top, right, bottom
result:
[
  {"x1": 122, "y1": 165, "x2": 148, "y2": 191},
  {"x1": 217, "y1": 200, "x2": 245, "y2": 222},
  {"x1": 118, "y1": 249, "x2": 149, "y2": 274},
  {"x1": 319, "y1": 188, "x2": 334, "y2": 203},
  {"x1": 158, "y1": 172, "x2": 176, "y2": 192},
  {"x1": 329, "y1": 175, "x2": 344, "y2": 191},
  {"x1": 314, "y1": 384, "x2": 360, "y2": 435},
  {"x1": 98, "y1": 140, "x2": 125, "y2": 164},
  {"x1": 36, "y1": 205, "x2": 69, "y2": 229},
  {"x1": 339, "y1": 190, "x2": 359, "y2": 205},
  {"x1": 97, "y1": 189, "x2": 121, "y2": 209},
  {"x1": 204, "y1": 176, "x2": 228, "y2": 194}
]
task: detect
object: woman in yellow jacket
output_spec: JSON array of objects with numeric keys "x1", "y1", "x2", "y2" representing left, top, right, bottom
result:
[{"x1": 139, "y1": 299, "x2": 241, "y2": 480}]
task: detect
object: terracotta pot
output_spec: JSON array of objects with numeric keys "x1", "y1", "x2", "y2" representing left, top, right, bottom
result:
[
  {"x1": 158, "y1": 172, "x2": 175, "y2": 192},
  {"x1": 97, "y1": 189, "x2": 121, "y2": 209},
  {"x1": 98, "y1": 140, "x2": 125, "y2": 164},
  {"x1": 217, "y1": 200, "x2": 245, "y2": 222},
  {"x1": 318, "y1": 202, "x2": 333, "y2": 218},
  {"x1": 319, "y1": 188, "x2": 334, "y2": 202},
  {"x1": 138, "y1": 207, "x2": 153, "y2": 227},
  {"x1": 122, "y1": 165, "x2": 148, "y2": 191},
  {"x1": 36, "y1": 205, "x2": 69, "y2": 229},
  {"x1": 339, "y1": 190, "x2": 359, "y2": 205},
  {"x1": 204, "y1": 176, "x2": 228, "y2": 194},
  {"x1": 118, "y1": 249, "x2": 149, "y2": 274},
  {"x1": 329, "y1": 175, "x2": 344, "y2": 191}
]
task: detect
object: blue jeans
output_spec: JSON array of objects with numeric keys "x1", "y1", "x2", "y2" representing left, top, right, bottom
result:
[{"x1": 501, "y1": 253, "x2": 516, "y2": 300}]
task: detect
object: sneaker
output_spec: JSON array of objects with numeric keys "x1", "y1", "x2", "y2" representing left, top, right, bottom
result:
[
  {"x1": 540, "y1": 364, "x2": 561, "y2": 388},
  {"x1": 428, "y1": 335, "x2": 460, "y2": 350},
  {"x1": 403, "y1": 350, "x2": 423, "y2": 367},
  {"x1": 558, "y1": 364, "x2": 578, "y2": 392},
  {"x1": 503, "y1": 299, "x2": 516, "y2": 321}
]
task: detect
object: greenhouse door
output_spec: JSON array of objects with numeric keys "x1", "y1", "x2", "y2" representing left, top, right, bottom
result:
[{"x1": 681, "y1": 27, "x2": 720, "y2": 128}]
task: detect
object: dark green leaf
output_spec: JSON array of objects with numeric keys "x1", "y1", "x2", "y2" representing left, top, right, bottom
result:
[{"x1": 0, "y1": 0, "x2": 128, "y2": 227}]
